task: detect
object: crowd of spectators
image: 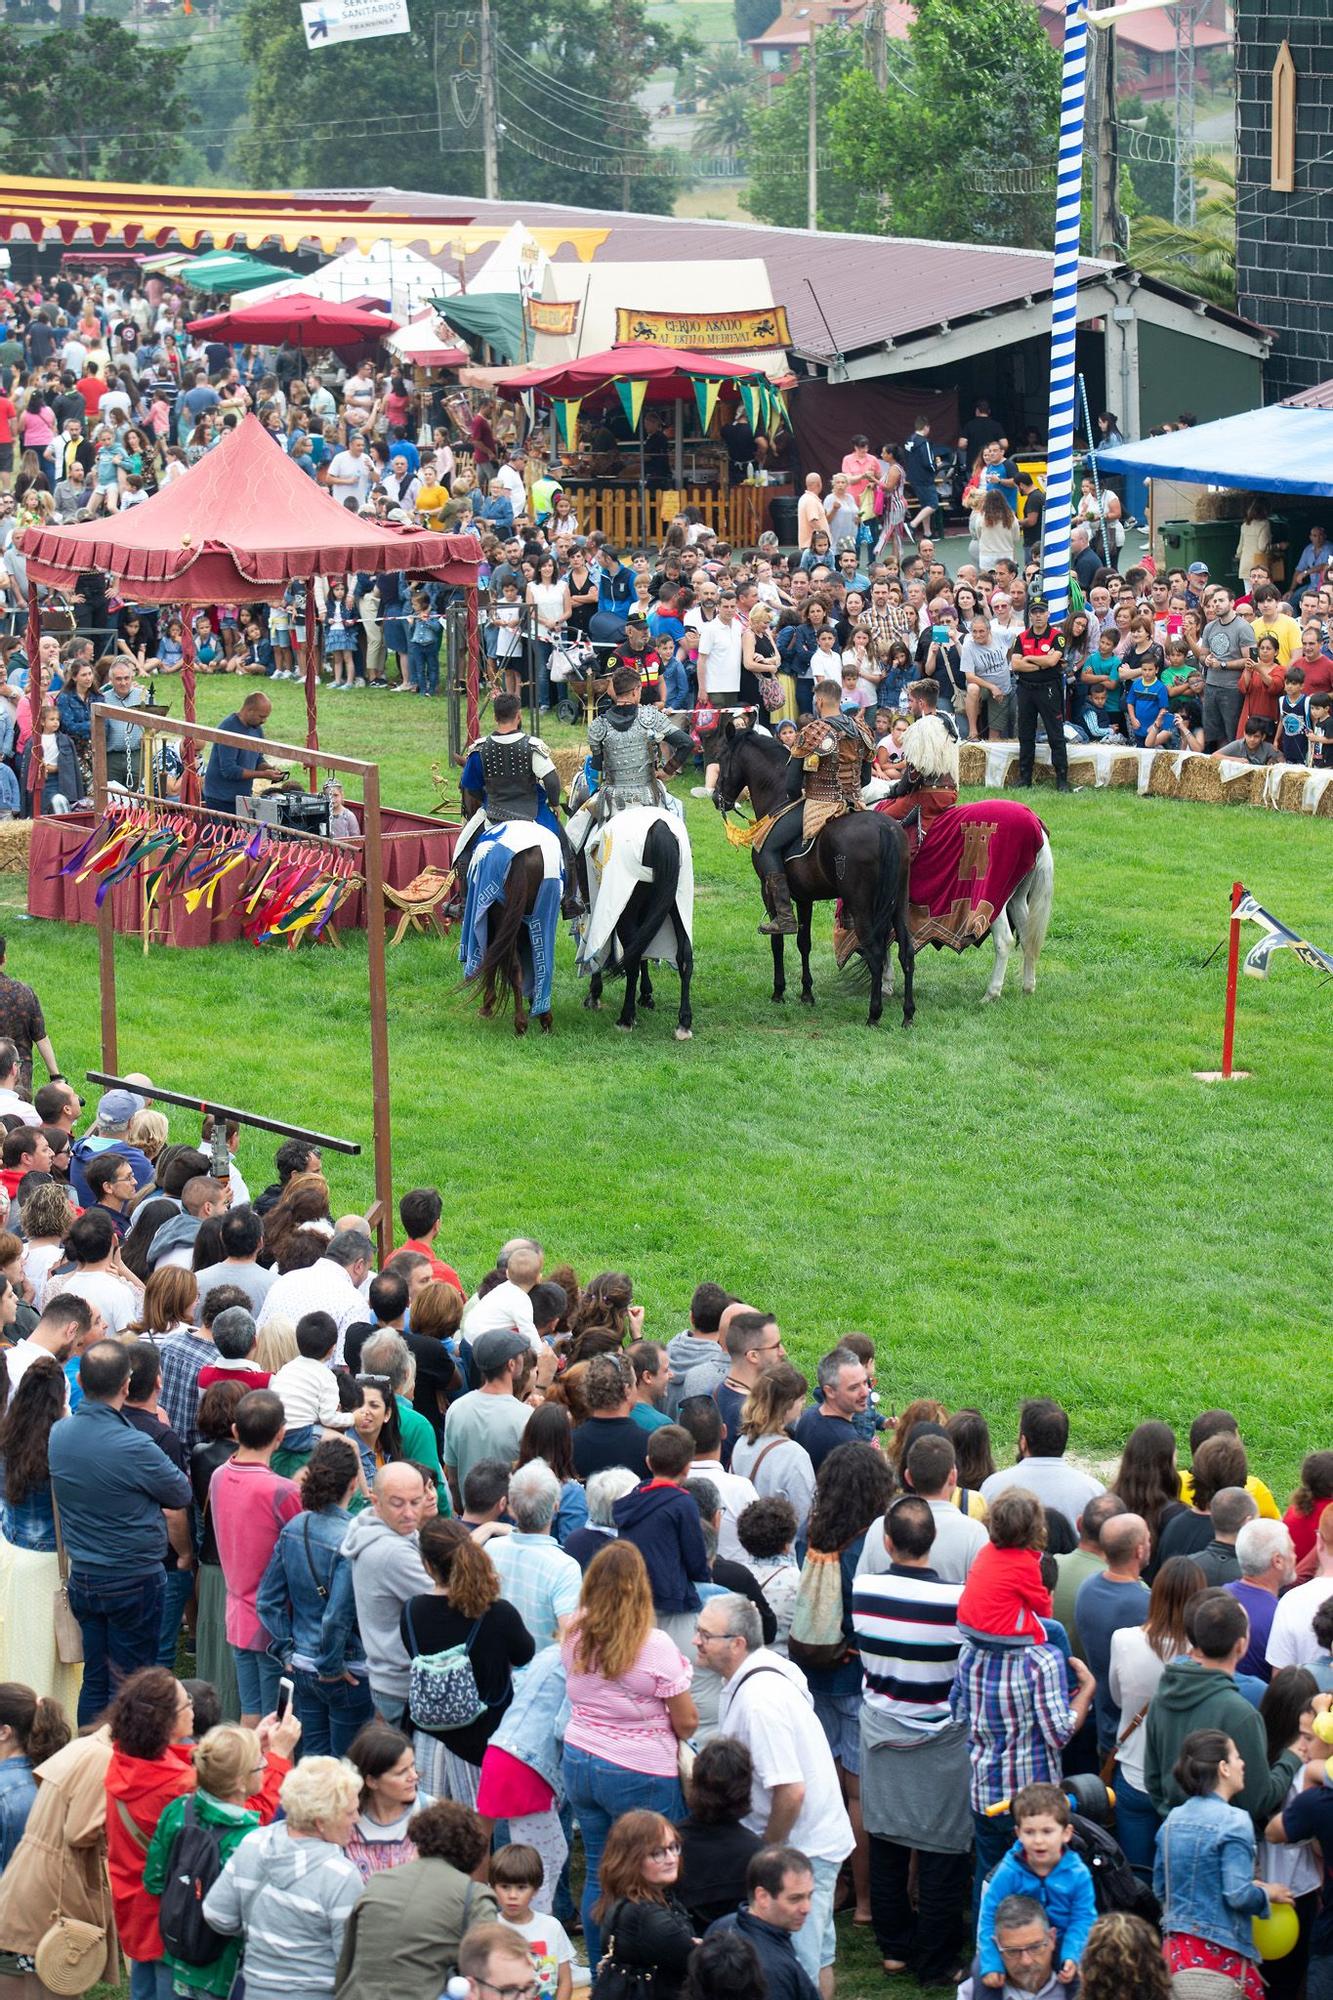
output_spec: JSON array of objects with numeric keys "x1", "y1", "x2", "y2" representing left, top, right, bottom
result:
[{"x1": 0, "y1": 1076, "x2": 1325, "y2": 1999}]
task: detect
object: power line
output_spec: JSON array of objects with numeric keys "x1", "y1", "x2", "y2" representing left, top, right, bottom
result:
[{"x1": 492, "y1": 34, "x2": 647, "y2": 126}]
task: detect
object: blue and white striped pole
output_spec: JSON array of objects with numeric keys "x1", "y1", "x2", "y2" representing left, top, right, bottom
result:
[{"x1": 1041, "y1": 0, "x2": 1088, "y2": 626}]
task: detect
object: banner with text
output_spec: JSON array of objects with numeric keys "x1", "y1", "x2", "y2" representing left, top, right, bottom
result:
[
  {"x1": 613, "y1": 305, "x2": 791, "y2": 352},
  {"x1": 301, "y1": 0, "x2": 409, "y2": 48},
  {"x1": 525, "y1": 298, "x2": 580, "y2": 337}
]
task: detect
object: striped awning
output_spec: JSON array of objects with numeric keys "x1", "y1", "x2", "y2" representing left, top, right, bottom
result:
[{"x1": 0, "y1": 174, "x2": 608, "y2": 260}]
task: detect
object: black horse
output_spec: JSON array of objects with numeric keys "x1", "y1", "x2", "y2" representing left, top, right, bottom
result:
[
  {"x1": 711, "y1": 720, "x2": 914, "y2": 1027},
  {"x1": 464, "y1": 846, "x2": 554, "y2": 1036},
  {"x1": 579, "y1": 814, "x2": 695, "y2": 1037}
]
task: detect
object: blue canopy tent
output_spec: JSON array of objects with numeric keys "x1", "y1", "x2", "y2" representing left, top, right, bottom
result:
[{"x1": 1093, "y1": 405, "x2": 1333, "y2": 497}]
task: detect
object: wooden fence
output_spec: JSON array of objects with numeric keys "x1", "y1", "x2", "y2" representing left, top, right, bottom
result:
[{"x1": 559, "y1": 483, "x2": 785, "y2": 549}]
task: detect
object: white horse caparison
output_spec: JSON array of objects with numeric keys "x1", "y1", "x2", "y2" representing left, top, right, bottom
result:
[{"x1": 885, "y1": 833, "x2": 1055, "y2": 1002}]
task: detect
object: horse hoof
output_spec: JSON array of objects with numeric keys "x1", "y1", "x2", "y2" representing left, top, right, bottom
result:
[
  {"x1": 615, "y1": 1021, "x2": 634, "y2": 1033},
  {"x1": 981, "y1": 989, "x2": 1000, "y2": 1005},
  {"x1": 800, "y1": 992, "x2": 815, "y2": 1008},
  {"x1": 771, "y1": 994, "x2": 785, "y2": 1006},
  {"x1": 640, "y1": 994, "x2": 655, "y2": 1010},
  {"x1": 480, "y1": 1003, "x2": 495, "y2": 1020},
  {"x1": 514, "y1": 1022, "x2": 529, "y2": 1038},
  {"x1": 539, "y1": 1014, "x2": 554, "y2": 1034},
  {"x1": 1022, "y1": 979, "x2": 1037, "y2": 995},
  {"x1": 674, "y1": 1027, "x2": 693, "y2": 1041},
  {"x1": 582, "y1": 996, "x2": 602, "y2": 1011}
]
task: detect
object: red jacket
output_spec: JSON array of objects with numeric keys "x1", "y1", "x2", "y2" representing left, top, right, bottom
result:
[
  {"x1": 105, "y1": 1743, "x2": 288, "y2": 1960},
  {"x1": 956, "y1": 1543, "x2": 1051, "y2": 1644}
]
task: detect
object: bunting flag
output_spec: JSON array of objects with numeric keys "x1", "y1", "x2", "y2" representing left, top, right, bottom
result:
[
  {"x1": 1236, "y1": 890, "x2": 1333, "y2": 980},
  {"x1": 692, "y1": 377, "x2": 721, "y2": 437},
  {"x1": 552, "y1": 397, "x2": 583, "y2": 446},
  {"x1": 615, "y1": 378, "x2": 647, "y2": 432},
  {"x1": 769, "y1": 386, "x2": 789, "y2": 434},
  {"x1": 739, "y1": 381, "x2": 762, "y2": 434}
]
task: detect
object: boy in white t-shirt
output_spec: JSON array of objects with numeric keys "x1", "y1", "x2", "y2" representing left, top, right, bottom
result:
[{"x1": 489, "y1": 1844, "x2": 576, "y2": 2000}]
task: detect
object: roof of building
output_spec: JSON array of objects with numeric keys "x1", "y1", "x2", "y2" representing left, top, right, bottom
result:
[
  {"x1": 1037, "y1": 0, "x2": 1229, "y2": 52},
  {"x1": 1282, "y1": 378, "x2": 1333, "y2": 409},
  {"x1": 749, "y1": 0, "x2": 912, "y2": 46}
]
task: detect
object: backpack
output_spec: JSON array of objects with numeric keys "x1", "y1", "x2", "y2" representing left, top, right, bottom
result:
[
  {"x1": 786, "y1": 1545, "x2": 851, "y2": 1673},
  {"x1": 157, "y1": 1798, "x2": 229, "y2": 1967},
  {"x1": 1069, "y1": 1811, "x2": 1161, "y2": 1927}
]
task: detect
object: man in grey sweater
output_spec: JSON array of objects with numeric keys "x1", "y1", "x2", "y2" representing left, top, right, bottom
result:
[{"x1": 317, "y1": 1462, "x2": 432, "y2": 1724}]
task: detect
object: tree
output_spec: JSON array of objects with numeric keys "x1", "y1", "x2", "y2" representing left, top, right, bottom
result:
[
  {"x1": 734, "y1": 0, "x2": 781, "y2": 44},
  {"x1": 0, "y1": 19, "x2": 189, "y2": 181},
  {"x1": 232, "y1": 0, "x2": 693, "y2": 214},
  {"x1": 1119, "y1": 95, "x2": 1174, "y2": 222},
  {"x1": 743, "y1": 28, "x2": 864, "y2": 232},
  {"x1": 1130, "y1": 153, "x2": 1235, "y2": 306}
]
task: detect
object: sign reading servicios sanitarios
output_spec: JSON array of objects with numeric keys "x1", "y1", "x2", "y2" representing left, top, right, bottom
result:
[
  {"x1": 301, "y1": 0, "x2": 409, "y2": 48},
  {"x1": 613, "y1": 306, "x2": 791, "y2": 352}
]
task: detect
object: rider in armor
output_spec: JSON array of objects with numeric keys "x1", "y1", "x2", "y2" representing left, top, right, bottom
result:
[
  {"x1": 753, "y1": 676, "x2": 875, "y2": 937},
  {"x1": 586, "y1": 665, "x2": 694, "y2": 817},
  {"x1": 449, "y1": 691, "x2": 580, "y2": 917},
  {"x1": 873, "y1": 704, "x2": 960, "y2": 856}
]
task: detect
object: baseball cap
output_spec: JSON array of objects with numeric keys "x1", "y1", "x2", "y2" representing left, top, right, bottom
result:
[
  {"x1": 1187, "y1": 561, "x2": 1209, "y2": 575},
  {"x1": 98, "y1": 1087, "x2": 144, "y2": 1125},
  {"x1": 472, "y1": 1328, "x2": 530, "y2": 1374}
]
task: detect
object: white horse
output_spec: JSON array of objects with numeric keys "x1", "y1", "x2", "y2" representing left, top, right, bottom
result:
[{"x1": 982, "y1": 832, "x2": 1055, "y2": 1000}]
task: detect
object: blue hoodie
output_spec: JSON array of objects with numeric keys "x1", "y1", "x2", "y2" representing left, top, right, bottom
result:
[
  {"x1": 612, "y1": 1478, "x2": 710, "y2": 1616},
  {"x1": 978, "y1": 1839, "x2": 1097, "y2": 1978}
]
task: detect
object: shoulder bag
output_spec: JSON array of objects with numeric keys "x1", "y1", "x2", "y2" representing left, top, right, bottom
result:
[
  {"x1": 1099, "y1": 1696, "x2": 1151, "y2": 1788},
  {"x1": 50, "y1": 1488, "x2": 84, "y2": 1667},
  {"x1": 34, "y1": 1841, "x2": 108, "y2": 1997}
]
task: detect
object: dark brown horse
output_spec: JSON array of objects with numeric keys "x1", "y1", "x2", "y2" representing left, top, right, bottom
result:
[
  {"x1": 464, "y1": 846, "x2": 553, "y2": 1036},
  {"x1": 710, "y1": 720, "x2": 914, "y2": 1027}
]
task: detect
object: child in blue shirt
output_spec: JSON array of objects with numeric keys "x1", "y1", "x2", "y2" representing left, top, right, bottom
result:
[
  {"x1": 1125, "y1": 656, "x2": 1176, "y2": 747},
  {"x1": 978, "y1": 1782, "x2": 1095, "y2": 1986},
  {"x1": 1277, "y1": 667, "x2": 1310, "y2": 763},
  {"x1": 408, "y1": 591, "x2": 443, "y2": 697}
]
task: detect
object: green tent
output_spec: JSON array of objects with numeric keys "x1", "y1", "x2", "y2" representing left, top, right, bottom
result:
[
  {"x1": 429, "y1": 292, "x2": 525, "y2": 365},
  {"x1": 180, "y1": 252, "x2": 295, "y2": 294}
]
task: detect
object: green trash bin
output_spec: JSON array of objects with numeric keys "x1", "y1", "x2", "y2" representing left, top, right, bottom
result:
[{"x1": 1163, "y1": 518, "x2": 1244, "y2": 589}]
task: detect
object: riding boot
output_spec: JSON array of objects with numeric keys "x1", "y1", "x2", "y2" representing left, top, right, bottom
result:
[
  {"x1": 758, "y1": 870, "x2": 798, "y2": 936},
  {"x1": 556, "y1": 824, "x2": 584, "y2": 920}
]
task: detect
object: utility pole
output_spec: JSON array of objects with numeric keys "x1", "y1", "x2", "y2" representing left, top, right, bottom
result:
[
  {"x1": 479, "y1": 0, "x2": 499, "y2": 201},
  {"x1": 865, "y1": 0, "x2": 887, "y2": 90},
  {"x1": 806, "y1": 32, "x2": 817, "y2": 231}
]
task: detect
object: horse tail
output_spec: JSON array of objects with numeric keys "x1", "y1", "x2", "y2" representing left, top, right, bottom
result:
[
  {"x1": 616, "y1": 817, "x2": 682, "y2": 969},
  {"x1": 866, "y1": 812, "x2": 908, "y2": 956},
  {"x1": 468, "y1": 847, "x2": 537, "y2": 1014}
]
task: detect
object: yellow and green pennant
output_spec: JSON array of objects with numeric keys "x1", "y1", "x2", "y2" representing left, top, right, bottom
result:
[
  {"x1": 615, "y1": 378, "x2": 648, "y2": 431},
  {"x1": 692, "y1": 376, "x2": 721, "y2": 436},
  {"x1": 739, "y1": 381, "x2": 762, "y2": 433}
]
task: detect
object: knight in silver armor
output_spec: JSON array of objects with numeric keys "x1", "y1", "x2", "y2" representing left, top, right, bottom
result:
[
  {"x1": 586, "y1": 665, "x2": 695, "y2": 817},
  {"x1": 449, "y1": 690, "x2": 580, "y2": 916}
]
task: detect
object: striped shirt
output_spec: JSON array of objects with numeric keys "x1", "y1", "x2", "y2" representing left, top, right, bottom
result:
[
  {"x1": 949, "y1": 1637, "x2": 1079, "y2": 1812},
  {"x1": 852, "y1": 1564, "x2": 963, "y2": 1732}
]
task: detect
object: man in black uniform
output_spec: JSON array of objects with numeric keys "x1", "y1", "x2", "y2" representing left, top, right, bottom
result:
[{"x1": 1010, "y1": 597, "x2": 1071, "y2": 790}]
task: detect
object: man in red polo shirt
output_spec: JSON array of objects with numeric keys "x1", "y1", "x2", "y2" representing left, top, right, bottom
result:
[
  {"x1": 397, "y1": 1186, "x2": 462, "y2": 1291},
  {"x1": 1296, "y1": 621, "x2": 1333, "y2": 696},
  {"x1": 75, "y1": 360, "x2": 104, "y2": 422}
]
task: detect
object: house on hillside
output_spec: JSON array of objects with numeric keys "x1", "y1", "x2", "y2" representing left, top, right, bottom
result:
[
  {"x1": 1035, "y1": 0, "x2": 1230, "y2": 100},
  {"x1": 745, "y1": 0, "x2": 911, "y2": 72}
]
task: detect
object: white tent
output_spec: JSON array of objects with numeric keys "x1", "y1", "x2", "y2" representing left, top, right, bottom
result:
[
  {"x1": 385, "y1": 308, "x2": 470, "y2": 369},
  {"x1": 242, "y1": 239, "x2": 457, "y2": 317},
  {"x1": 468, "y1": 220, "x2": 557, "y2": 299},
  {"x1": 525, "y1": 259, "x2": 790, "y2": 376}
]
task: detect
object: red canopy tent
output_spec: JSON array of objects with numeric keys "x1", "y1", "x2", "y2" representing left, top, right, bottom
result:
[
  {"x1": 186, "y1": 292, "x2": 399, "y2": 348},
  {"x1": 499, "y1": 341, "x2": 768, "y2": 405},
  {"x1": 16, "y1": 414, "x2": 483, "y2": 803}
]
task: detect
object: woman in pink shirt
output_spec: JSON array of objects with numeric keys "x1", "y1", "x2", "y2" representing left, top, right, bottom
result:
[{"x1": 560, "y1": 1540, "x2": 696, "y2": 1964}]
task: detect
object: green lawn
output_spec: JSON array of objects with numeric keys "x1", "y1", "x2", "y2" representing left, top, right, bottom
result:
[{"x1": 10, "y1": 674, "x2": 1328, "y2": 1500}]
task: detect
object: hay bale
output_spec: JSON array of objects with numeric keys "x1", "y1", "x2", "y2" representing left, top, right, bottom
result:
[
  {"x1": 1065, "y1": 756, "x2": 1098, "y2": 789},
  {"x1": 1147, "y1": 753, "x2": 1181, "y2": 798},
  {"x1": 1220, "y1": 766, "x2": 1262, "y2": 807},
  {"x1": 959, "y1": 743, "x2": 987, "y2": 786},
  {"x1": 0, "y1": 821, "x2": 32, "y2": 876},
  {"x1": 1271, "y1": 768, "x2": 1308, "y2": 813},
  {"x1": 1179, "y1": 756, "x2": 1225, "y2": 804},
  {"x1": 1108, "y1": 755, "x2": 1140, "y2": 788},
  {"x1": 1314, "y1": 779, "x2": 1333, "y2": 818},
  {"x1": 550, "y1": 746, "x2": 585, "y2": 789}
]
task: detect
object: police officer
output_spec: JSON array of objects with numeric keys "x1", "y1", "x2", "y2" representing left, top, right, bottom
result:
[{"x1": 1010, "y1": 596, "x2": 1071, "y2": 791}]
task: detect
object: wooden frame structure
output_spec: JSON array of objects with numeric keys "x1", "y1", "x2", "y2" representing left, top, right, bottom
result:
[{"x1": 89, "y1": 702, "x2": 396, "y2": 1261}]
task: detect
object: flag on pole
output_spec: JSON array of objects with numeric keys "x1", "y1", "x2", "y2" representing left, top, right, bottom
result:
[
  {"x1": 616, "y1": 379, "x2": 647, "y2": 431},
  {"x1": 1236, "y1": 889, "x2": 1333, "y2": 979},
  {"x1": 692, "y1": 377, "x2": 721, "y2": 436}
]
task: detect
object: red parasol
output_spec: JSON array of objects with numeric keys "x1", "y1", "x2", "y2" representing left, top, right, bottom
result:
[{"x1": 186, "y1": 292, "x2": 399, "y2": 347}]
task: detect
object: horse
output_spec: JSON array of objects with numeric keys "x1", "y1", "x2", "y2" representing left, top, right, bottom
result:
[
  {"x1": 573, "y1": 806, "x2": 695, "y2": 1038},
  {"x1": 710, "y1": 719, "x2": 914, "y2": 1028},
  {"x1": 980, "y1": 828, "x2": 1054, "y2": 1000},
  {"x1": 459, "y1": 827, "x2": 562, "y2": 1036}
]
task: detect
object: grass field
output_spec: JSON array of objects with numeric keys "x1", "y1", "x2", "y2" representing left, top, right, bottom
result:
[{"x1": 9, "y1": 674, "x2": 1327, "y2": 1501}]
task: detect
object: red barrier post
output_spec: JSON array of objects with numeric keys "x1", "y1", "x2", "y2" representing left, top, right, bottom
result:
[{"x1": 1221, "y1": 880, "x2": 1243, "y2": 1079}]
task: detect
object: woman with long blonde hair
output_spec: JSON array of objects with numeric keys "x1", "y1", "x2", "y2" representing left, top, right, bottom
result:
[{"x1": 560, "y1": 1542, "x2": 696, "y2": 1962}]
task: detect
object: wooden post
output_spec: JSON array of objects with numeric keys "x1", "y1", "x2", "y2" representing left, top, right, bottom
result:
[
  {"x1": 25, "y1": 586, "x2": 42, "y2": 816},
  {"x1": 361, "y1": 762, "x2": 394, "y2": 1266},
  {"x1": 1221, "y1": 879, "x2": 1243, "y2": 1078},
  {"x1": 92, "y1": 709, "x2": 118, "y2": 1074}
]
